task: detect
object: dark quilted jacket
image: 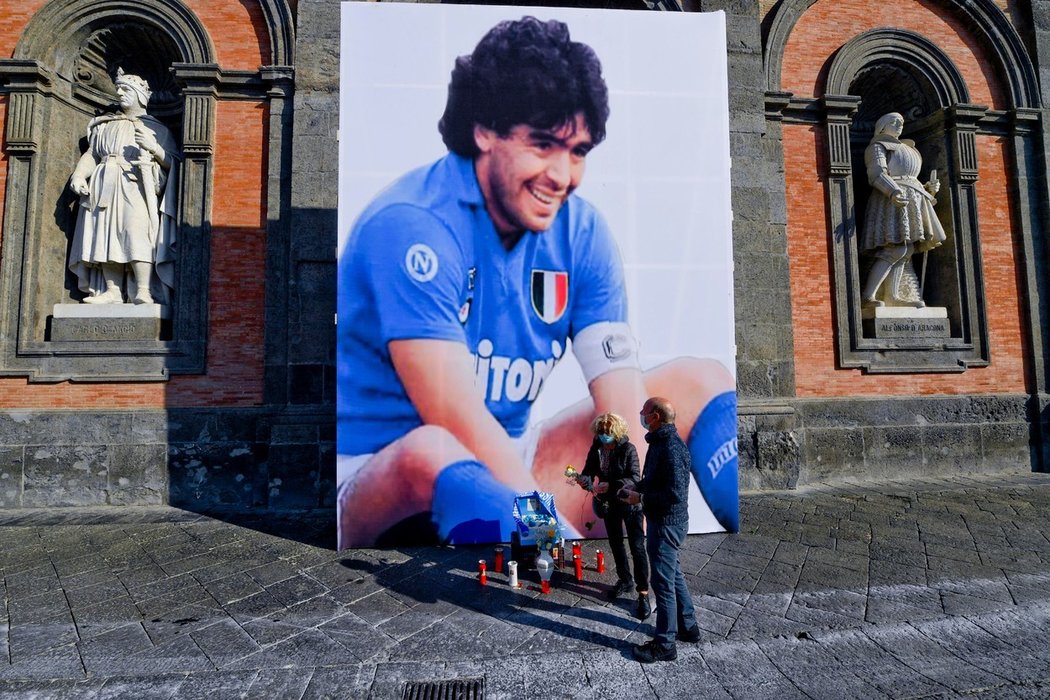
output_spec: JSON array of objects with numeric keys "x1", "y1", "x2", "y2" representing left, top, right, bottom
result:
[{"x1": 638, "y1": 423, "x2": 691, "y2": 526}]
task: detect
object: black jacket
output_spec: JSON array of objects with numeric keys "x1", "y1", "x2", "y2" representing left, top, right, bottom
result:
[
  {"x1": 582, "y1": 436, "x2": 642, "y2": 515},
  {"x1": 637, "y1": 423, "x2": 691, "y2": 525}
]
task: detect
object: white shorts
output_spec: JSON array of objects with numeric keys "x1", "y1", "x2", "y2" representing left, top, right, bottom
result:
[{"x1": 336, "y1": 421, "x2": 542, "y2": 491}]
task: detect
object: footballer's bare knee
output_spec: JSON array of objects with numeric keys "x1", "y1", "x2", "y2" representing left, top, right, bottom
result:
[
  {"x1": 643, "y1": 357, "x2": 734, "y2": 427},
  {"x1": 393, "y1": 425, "x2": 474, "y2": 472},
  {"x1": 381, "y1": 425, "x2": 475, "y2": 504},
  {"x1": 669, "y1": 357, "x2": 733, "y2": 394},
  {"x1": 338, "y1": 425, "x2": 475, "y2": 548}
]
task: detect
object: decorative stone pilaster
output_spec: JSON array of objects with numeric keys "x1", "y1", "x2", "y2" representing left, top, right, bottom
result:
[
  {"x1": 170, "y1": 63, "x2": 222, "y2": 372},
  {"x1": 2, "y1": 62, "x2": 53, "y2": 154},
  {"x1": 0, "y1": 61, "x2": 53, "y2": 374},
  {"x1": 821, "y1": 95, "x2": 864, "y2": 363},
  {"x1": 260, "y1": 66, "x2": 296, "y2": 405}
]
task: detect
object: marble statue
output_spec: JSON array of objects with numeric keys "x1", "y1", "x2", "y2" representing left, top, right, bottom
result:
[
  {"x1": 859, "y1": 112, "x2": 946, "y2": 308},
  {"x1": 69, "y1": 69, "x2": 179, "y2": 305}
]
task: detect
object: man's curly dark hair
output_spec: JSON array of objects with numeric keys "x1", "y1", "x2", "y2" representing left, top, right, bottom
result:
[{"x1": 438, "y1": 17, "x2": 610, "y2": 157}]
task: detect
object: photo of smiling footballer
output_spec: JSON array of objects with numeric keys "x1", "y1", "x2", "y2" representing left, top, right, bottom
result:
[{"x1": 336, "y1": 11, "x2": 739, "y2": 549}]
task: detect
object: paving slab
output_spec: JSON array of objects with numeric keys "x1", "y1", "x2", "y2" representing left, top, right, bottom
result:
[{"x1": 0, "y1": 473, "x2": 1049, "y2": 697}]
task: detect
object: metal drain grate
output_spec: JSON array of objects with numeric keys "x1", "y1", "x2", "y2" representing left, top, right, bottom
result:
[{"x1": 402, "y1": 677, "x2": 484, "y2": 700}]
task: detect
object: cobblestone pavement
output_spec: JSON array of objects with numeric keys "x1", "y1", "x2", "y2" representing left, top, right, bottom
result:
[{"x1": 2, "y1": 471, "x2": 1050, "y2": 698}]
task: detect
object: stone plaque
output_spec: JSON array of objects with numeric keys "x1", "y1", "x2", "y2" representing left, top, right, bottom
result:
[
  {"x1": 50, "y1": 304, "x2": 169, "y2": 342},
  {"x1": 867, "y1": 306, "x2": 950, "y2": 339}
]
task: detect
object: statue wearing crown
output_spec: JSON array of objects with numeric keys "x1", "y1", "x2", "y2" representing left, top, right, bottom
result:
[{"x1": 68, "y1": 68, "x2": 179, "y2": 306}]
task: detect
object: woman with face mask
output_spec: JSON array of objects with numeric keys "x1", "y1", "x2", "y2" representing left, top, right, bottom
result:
[{"x1": 574, "y1": 412, "x2": 651, "y2": 619}]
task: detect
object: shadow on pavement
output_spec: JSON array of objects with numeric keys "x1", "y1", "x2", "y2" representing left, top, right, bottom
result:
[
  {"x1": 199, "y1": 509, "x2": 335, "y2": 549},
  {"x1": 339, "y1": 543, "x2": 647, "y2": 654}
]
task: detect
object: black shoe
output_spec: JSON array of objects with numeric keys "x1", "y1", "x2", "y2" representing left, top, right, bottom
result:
[
  {"x1": 632, "y1": 640, "x2": 677, "y2": 663},
  {"x1": 635, "y1": 594, "x2": 652, "y2": 620},
  {"x1": 607, "y1": 579, "x2": 634, "y2": 600},
  {"x1": 677, "y1": 625, "x2": 701, "y2": 643}
]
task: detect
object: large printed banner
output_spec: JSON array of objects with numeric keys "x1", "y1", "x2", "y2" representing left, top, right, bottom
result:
[{"x1": 337, "y1": 3, "x2": 737, "y2": 549}]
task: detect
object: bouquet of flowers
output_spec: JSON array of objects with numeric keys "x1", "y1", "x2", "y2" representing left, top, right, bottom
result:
[
  {"x1": 564, "y1": 464, "x2": 580, "y2": 486},
  {"x1": 530, "y1": 514, "x2": 562, "y2": 554}
]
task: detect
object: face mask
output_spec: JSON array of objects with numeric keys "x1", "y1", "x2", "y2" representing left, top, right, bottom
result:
[
  {"x1": 640, "y1": 415, "x2": 651, "y2": 429},
  {"x1": 597, "y1": 434, "x2": 613, "y2": 444}
]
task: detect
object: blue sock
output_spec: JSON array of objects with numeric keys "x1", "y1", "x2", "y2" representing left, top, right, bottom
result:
[
  {"x1": 687, "y1": 391, "x2": 739, "y2": 532},
  {"x1": 431, "y1": 460, "x2": 518, "y2": 545}
]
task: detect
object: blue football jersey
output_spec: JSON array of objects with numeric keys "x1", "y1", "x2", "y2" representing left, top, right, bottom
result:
[{"x1": 337, "y1": 153, "x2": 627, "y2": 456}]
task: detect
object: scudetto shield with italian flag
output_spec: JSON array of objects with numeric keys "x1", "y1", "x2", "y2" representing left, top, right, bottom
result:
[{"x1": 531, "y1": 269, "x2": 569, "y2": 324}]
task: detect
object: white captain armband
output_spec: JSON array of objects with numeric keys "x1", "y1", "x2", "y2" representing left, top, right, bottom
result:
[{"x1": 572, "y1": 321, "x2": 640, "y2": 385}]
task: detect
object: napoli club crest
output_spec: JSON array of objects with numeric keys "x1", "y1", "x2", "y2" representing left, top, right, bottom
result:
[{"x1": 531, "y1": 270, "x2": 568, "y2": 324}]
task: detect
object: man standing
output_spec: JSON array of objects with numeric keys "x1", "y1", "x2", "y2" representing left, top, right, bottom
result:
[{"x1": 620, "y1": 397, "x2": 701, "y2": 663}]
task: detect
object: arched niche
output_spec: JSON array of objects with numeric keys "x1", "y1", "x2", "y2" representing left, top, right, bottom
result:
[
  {"x1": 0, "y1": 0, "x2": 293, "y2": 381},
  {"x1": 819, "y1": 28, "x2": 990, "y2": 372},
  {"x1": 765, "y1": 0, "x2": 1048, "y2": 380}
]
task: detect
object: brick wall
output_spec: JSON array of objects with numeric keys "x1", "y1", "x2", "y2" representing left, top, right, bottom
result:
[
  {"x1": 212, "y1": 101, "x2": 269, "y2": 229},
  {"x1": 784, "y1": 126, "x2": 1028, "y2": 396},
  {"x1": 779, "y1": 0, "x2": 1028, "y2": 399},
  {"x1": 973, "y1": 135, "x2": 1030, "y2": 388},
  {"x1": 165, "y1": 222, "x2": 267, "y2": 407},
  {"x1": 183, "y1": 0, "x2": 271, "y2": 69},
  {"x1": 162, "y1": 100, "x2": 271, "y2": 407},
  {"x1": 0, "y1": 0, "x2": 48, "y2": 55},
  {"x1": 781, "y1": 0, "x2": 1007, "y2": 109}
]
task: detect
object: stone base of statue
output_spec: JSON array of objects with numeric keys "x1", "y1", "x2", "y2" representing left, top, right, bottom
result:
[
  {"x1": 50, "y1": 303, "x2": 171, "y2": 342},
  {"x1": 862, "y1": 305, "x2": 949, "y2": 339}
]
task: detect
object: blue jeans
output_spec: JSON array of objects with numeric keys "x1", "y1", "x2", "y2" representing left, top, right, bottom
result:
[{"x1": 646, "y1": 517, "x2": 696, "y2": 645}]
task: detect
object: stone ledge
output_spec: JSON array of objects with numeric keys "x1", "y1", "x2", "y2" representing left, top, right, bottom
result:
[{"x1": 53, "y1": 303, "x2": 171, "y2": 319}]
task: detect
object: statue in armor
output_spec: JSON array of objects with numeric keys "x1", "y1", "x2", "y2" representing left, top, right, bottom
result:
[{"x1": 859, "y1": 112, "x2": 946, "y2": 308}]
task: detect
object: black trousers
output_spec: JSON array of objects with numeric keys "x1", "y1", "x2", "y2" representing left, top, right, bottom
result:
[{"x1": 604, "y1": 507, "x2": 649, "y2": 591}]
